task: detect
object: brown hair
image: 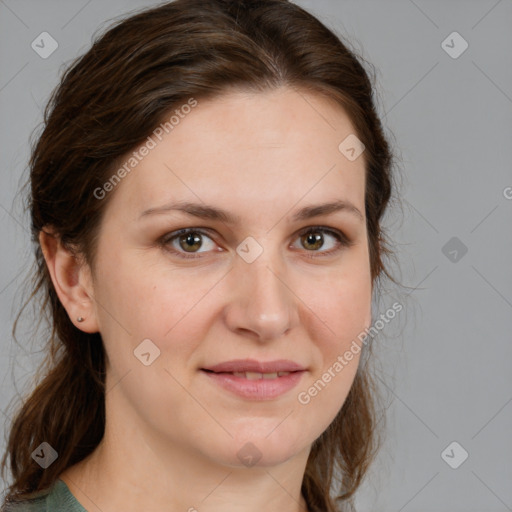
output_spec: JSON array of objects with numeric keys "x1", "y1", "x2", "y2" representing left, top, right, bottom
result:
[{"x1": 1, "y1": 1, "x2": 401, "y2": 510}]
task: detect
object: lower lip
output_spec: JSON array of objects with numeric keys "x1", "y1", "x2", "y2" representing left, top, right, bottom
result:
[{"x1": 201, "y1": 370, "x2": 306, "y2": 400}]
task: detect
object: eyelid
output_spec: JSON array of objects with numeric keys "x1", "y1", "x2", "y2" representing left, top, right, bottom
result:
[
  {"x1": 159, "y1": 225, "x2": 353, "y2": 260},
  {"x1": 159, "y1": 227, "x2": 219, "y2": 259},
  {"x1": 293, "y1": 226, "x2": 354, "y2": 258}
]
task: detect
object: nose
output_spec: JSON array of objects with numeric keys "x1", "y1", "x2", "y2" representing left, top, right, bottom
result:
[{"x1": 223, "y1": 248, "x2": 300, "y2": 343}]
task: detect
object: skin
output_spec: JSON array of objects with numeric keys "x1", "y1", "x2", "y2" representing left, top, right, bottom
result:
[{"x1": 40, "y1": 86, "x2": 372, "y2": 512}]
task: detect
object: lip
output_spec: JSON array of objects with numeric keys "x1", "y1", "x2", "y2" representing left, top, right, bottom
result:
[
  {"x1": 203, "y1": 359, "x2": 305, "y2": 373},
  {"x1": 201, "y1": 359, "x2": 307, "y2": 400}
]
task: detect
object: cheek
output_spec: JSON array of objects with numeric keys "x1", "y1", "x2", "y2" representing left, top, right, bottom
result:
[
  {"x1": 92, "y1": 259, "x2": 209, "y2": 431},
  {"x1": 94, "y1": 250, "x2": 204, "y2": 337},
  {"x1": 305, "y1": 259, "x2": 372, "y2": 349},
  {"x1": 293, "y1": 287, "x2": 369, "y2": 443},
  {"x1": 93, "y1": 253, "x2": 224, "y2": 387},
  {"x1": 296, "y1": 257, "x2": 371, "y2": 410}
]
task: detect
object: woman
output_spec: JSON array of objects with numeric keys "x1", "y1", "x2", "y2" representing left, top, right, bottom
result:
[{"x1": 1, "y1": 0, "x2": 400, "y2": 510}]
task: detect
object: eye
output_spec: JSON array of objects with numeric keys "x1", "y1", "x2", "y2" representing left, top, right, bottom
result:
[
  {"x1": 292, "y1": 227, "x2": 353, "y2": 258},
  {"x1": 160, "y1": 226, "x2": 353, "y2": 260},
  {"x1": 160, "y1": 228, "x2": 219, "y2": 259}
]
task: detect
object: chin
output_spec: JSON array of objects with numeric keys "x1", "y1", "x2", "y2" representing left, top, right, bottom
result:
[{"x1": 214, "y1": 426, "x2": 310, "y2": 469}]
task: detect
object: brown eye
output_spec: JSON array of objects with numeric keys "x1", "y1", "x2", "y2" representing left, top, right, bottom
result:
[
  {"x1": 293, "y1": 227, "x2": 352, "y2": 258},
  {"x1": 178, "y1": 232, "x2": 204, "y2": 252},
  {"x1": 300, "y1": 231, "x2": 325, "y2": 251},
  {"x1": 162, "y1": 228, "x2": 218, "y2": 259}
]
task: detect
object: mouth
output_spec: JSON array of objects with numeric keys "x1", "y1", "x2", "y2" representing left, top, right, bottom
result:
[
  {"x1": 200, "y1": 359, "x2": 306, "y2": 400},
  {"x1": 201, "y1": 358, "x2": 305, "y2": 374},
  {"x1": 201, "y1": 369, "x2": 296, "y2": 380}
]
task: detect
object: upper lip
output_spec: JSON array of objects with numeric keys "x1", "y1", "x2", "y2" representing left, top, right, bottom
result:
[{"x1": 202, "y1": 359, "x2": 306, "y2": 373}]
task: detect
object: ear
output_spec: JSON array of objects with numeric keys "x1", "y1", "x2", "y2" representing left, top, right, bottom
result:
[{"x1": 39, "y1": 228, "x2": 99, "y2": 333}]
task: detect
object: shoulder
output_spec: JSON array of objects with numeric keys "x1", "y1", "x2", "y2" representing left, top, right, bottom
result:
[
  {"x1": 2, "y1": 488, "x2": 50, "y2": 511},
  {"x1": 2, "y1": 479, "x2": 85, "y2": 512}
]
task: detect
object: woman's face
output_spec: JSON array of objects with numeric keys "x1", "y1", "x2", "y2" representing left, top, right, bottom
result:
[{"x1": 86, "y1": 86, "x2": 372, "y2": 468}]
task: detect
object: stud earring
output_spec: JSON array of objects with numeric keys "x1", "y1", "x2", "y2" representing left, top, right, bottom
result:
[{"x1": 77, "y1": 316, "x2": 85, "y2": 322}]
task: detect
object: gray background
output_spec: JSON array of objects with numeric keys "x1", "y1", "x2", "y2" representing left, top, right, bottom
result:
[{"x1": 1, "y1": 1, "x2": 511, "y2": 511}]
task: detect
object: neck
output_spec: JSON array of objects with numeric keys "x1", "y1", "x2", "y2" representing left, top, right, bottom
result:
[{"x1": 59, "y1": 397, "x2": 311, "y2": 511}]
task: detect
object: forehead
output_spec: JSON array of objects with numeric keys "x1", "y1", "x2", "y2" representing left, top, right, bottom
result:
[{"x1": 106, "y1": 87, "x2": 366, "y2": 223}]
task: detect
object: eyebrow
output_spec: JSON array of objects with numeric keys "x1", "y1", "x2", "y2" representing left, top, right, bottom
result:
[{"x1": 139, "y1": 199, "x2": 364, "y2": 223}]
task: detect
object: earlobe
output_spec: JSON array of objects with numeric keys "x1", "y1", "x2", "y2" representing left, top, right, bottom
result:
[{"x1": 39, "y1": 228, "x2": 99, "y2": 333}]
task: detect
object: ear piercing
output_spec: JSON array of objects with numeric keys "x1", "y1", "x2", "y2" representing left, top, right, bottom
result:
[{"x1": 77, "y1": 317, "x2": 85, "y2": 322}]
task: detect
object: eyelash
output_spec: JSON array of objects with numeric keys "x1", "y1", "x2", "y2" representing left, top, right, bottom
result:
[{"x1": 159, "y1": 226, "x2": 354, "y2": 260}]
